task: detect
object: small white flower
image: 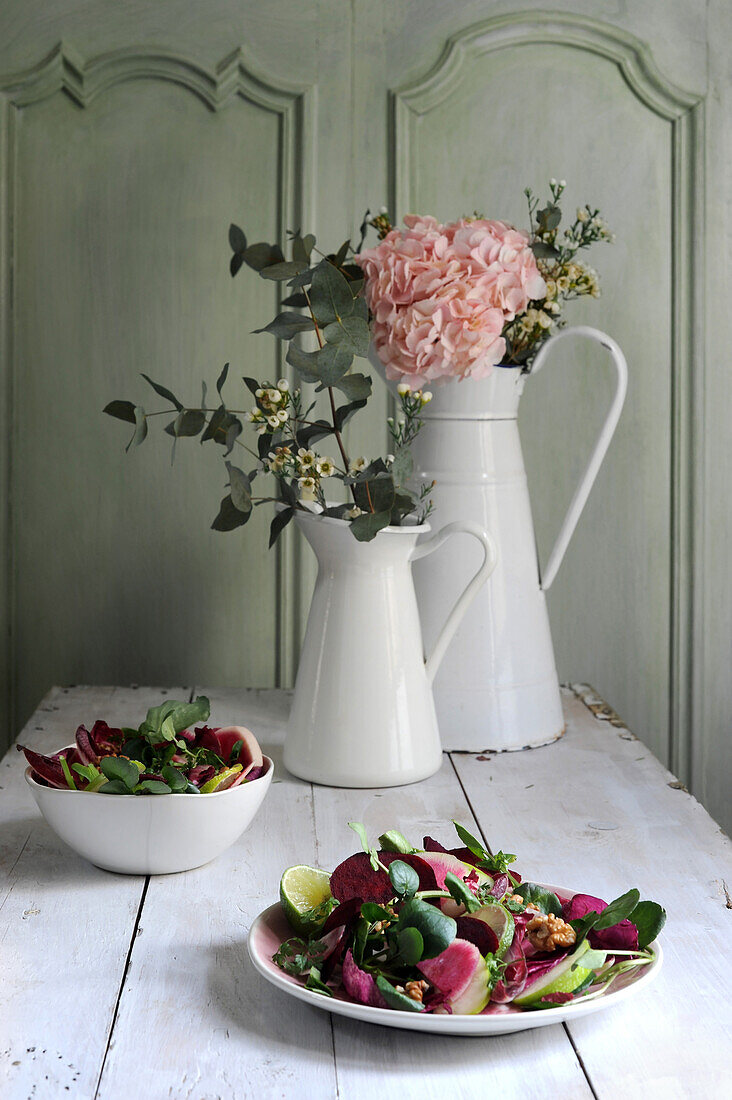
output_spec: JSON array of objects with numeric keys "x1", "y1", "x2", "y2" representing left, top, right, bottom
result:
[
  {"x1": 550, "y1": 177, "x2": 557, "y2": 186},
  {"x1": 346, "y1": 506, "x2": 363, "y2": 519},
  {"x1": 387, "y1": 416, "x2": 394, "y2": 425},
  {"x1": 379, "y1": 206, "x2": 388, "y2": 215},
  {"x1": 576, "y1": 208, "x2": 589, "y2": 223},
  {"x1": 386, "y1": 454, "x2": 395, "y2": 464},
  {"x1": 421, "y1": 391, "x2": 433, "y2": 404},
  {"x1": 297, "y1": 448, "x2": 316, "y2": 469},
  {"x1": 277, "y1": 378, "x2": 290, "y2": 392},
  {"x1": 247, "y1": 408, "x2": 262, "y2": 423},
  {"x1": 397, "y1": 383, "x2": 410, "y2": 396},
  {"x1": 255, "y1": 388, "x2": 265, "y2": 398},
  {"x1": 537, "y1": 311, "x2": 552, "y2": 329},
  {"x1": 277, "y1": 408, "x2": 288, "y2": 423},
  {"x1": 316, "y1": 458, "x2": 335, "y2": 477},
  {"x1": 298, "y1": 475, "x2": 317, "y2": 501},
  {"x1": 266, "y1": 414, "x2": 280, "y2": 429},
  {"x1": 349, "y1": 456, "x2": 367, "y2": 473},
  {"x1": 559, "y1": 179, "x2": 566, "y2": 187}
]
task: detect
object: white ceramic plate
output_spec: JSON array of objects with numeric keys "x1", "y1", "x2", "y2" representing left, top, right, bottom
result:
[{"x1": 248, "y1": 897, "x2": 662, "y2": 1036}]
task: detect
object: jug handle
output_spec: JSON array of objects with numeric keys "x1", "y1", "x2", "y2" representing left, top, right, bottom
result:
[
  {"x1": 531, "y1": 325, "x2": 628, "y2": 591},
  {"x1": 411, "y1": 521, "x2": 498, "y2": 684}
]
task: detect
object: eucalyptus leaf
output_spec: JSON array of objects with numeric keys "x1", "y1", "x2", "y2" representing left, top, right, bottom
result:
[
  {"x1": 166, "y1": 409, "x2": 206, "y2": 438},
  {"x1": 352, "y1": 472, "x2": 395, "y2": 516},
  {"x1": 332, "y1": 373, "x2": 372, "y2": 401},
  {"x1": 140, "y1": 374, "x2": 183, "y2": 410},
  {"x1": 260, "y1": 260, "x2": 309, "y2": 282},
  {"x1": 309, "y1": 260, "x2": 355, "y2": 325},
  {"x1": 104, "y1": 400, "x2": 137, "y2": 424},
  {"x1": 391, "y1": 447, "x2": 413, "y2": 486},
  {"x1": 350, "y1": 510, "x2": 391, "y2": 542},
  {"x1": 216, "y1": 362, "x2": 229, "y2": 397},
  {"x1": 322, "y1": 315, "x2": 370, "y2": 357},
  {"x1": 125, "y1": 406, "x2": 148, "y2": 452},
  {"x1": 269, "y1": 506, "x2": 294, "y2": 547},
  {"x1": 253, "y1": 312, "x2": 314, "y2": 341},
  {"x1": 229, "y1": 224, "x2": 247, "y2": 252},
  {"x1": 212, "y1": 494, "x2": 252, "y2": 532},
  {"x1": 243, "y1": 242, "x2": 285, "y2": 272},
  {"x1": 537, "y1": 203, "x2": 562, "y2": 232},
  {"x1": 226, "y1": 462, "x2": 252, "y2": 513}
]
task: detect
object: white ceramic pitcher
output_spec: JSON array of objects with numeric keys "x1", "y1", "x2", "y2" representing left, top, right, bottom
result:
[
  {"x1": 410, "y1": 326, "x2": 628, "y2": 752},
  {"x1": 285, "y1": 510, "x2": 497, "y2": 787}
]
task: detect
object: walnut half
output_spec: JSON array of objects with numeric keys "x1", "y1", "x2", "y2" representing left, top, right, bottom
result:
[{"x1": 526, "y1": 912, "x2": 577, "y2": 951}]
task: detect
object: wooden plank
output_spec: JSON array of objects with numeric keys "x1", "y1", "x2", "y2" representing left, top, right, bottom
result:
[
  {"x1": 310, "y1": 746, "x2": 593, "y2": 1098},
  {"x1": 95, "y1": 688, "x2": 338, "y2": 1100},
  {"x1": 0, "y1": 686, "x2": 181, "y2": 1099},
  {"x1": 451, "y1": 685, "x2": 732, "y2": 1098}
]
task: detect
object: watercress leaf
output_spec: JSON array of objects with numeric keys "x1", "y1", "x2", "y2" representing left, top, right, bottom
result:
[
  {"x1": 305, "y1": 965, "x2": 333, "y2": 998},
  {"x1": 444, "y1": 872, "x2": 481, "y2": 914},
  {"x1": 348, "y1": 821, "x2": 371, "y2": 853},
  {"x1": 99, "y1": 779, "x2": 131, "y2": 795},
  {"x1": 397, "y1": 926, "x2": 424, "y2": 966},
  {"x1": 350, "y1": 510, "x2": 391, "y2": 542},
  {"x1": 99, "y1": 755, "x2": 140, "y2": 790},
  {"x1": 161, "y1": 765, "x2": 188, "y2": 792},
  {"x1": 140, "y1": 373, "x2": 183, "y2": 410},
  {"x1": 629, "y1": 900, "x2": 666, "y2": 948},
  {"x1": 104, "y1": 400, "x2": 137, "y2": 424},
  {"x1": 375, "y1": 975, "x2": 424, "y2": 1012},
  {"x1": 594, "y1": 888, "x2": 640, "y2": 930},
  {"x1": 212, "y1": 494, "x2": 252, "y2": 532},
  {"x1": 452, "y1": 821, "x2": 490, "y2": 861},
  {"x1": 360, "y1": 902, "x2": 393, "y2": 923},
  {"x1": 137, "y1": 779, "x2": 172, "y2": 795},
  {"x1": 309, "y1": 259, "x2": 355, "y2": 325},
  {"x1": 378, "y1": 830, "x2": 416, "y2": 854},
  {"x1": 398, "y1": 898, "x2": 456, "y2": 959},
  {"x1": 159, "y1": 715, "x2": 177, "y2": 742},
  {"x1": 352, "y1": 917, "x2": 370, "y2": 968},
  {"x1": 516, "y1": 882, "x2": 563, "y2": 917},
  {"x1": 388, "y1": 860, "x2": 420, "y2": 899}
]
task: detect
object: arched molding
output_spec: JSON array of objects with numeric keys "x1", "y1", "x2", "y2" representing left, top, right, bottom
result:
[{"x1": 391, "y1": 10, "x2": 705, "y2": 784}]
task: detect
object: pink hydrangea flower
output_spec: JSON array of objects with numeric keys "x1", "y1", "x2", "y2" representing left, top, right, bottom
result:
[{"x1": 356, "y1": 214, "x2": 545, "y2": 387}]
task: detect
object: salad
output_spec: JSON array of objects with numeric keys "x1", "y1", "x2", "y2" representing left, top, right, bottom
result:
[
  {"x1": 19, "y1": 695, "x2": 268, "y2": 795},
  {"x1": 273, "y1": 822, "x2": 665, "y2": 1013}
]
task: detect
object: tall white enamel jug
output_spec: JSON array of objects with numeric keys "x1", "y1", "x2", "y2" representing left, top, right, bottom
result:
[
  {"x1": 285, "y1": 510, "x2": 497, "y2": 787},
  {"x1": 411, "y1": 326, "x2": 628, "y2": 751}
]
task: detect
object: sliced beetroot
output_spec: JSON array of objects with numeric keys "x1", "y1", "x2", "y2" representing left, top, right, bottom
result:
[
  {"x1": 329, "y1": 851, "x2": 437, "y2": 905},
  {"x1": 341, "y1": 950, "x2": 388, "y2": 1008},
  {"x1": 423, "y1": 835, "x2": 449, "y2": 853},
  {"x1": 18, "y1": 745, "x2": 70, "y2": 788},
  {"x1": 456, "y1": 916, "x2": 499, "y2": 956},
  {"x1": 321, "y1": 896, "x2": 362, "y2": 935}
]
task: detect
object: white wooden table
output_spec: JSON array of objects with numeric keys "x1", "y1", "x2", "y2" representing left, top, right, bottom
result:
[{"x1": 2, "y1": 685, "x2": 731, "y2": 1099}]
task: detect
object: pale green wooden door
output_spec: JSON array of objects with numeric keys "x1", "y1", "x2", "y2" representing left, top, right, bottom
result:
[{"x1": 0, "y1": 1, "x2": 729, "y2": 834}]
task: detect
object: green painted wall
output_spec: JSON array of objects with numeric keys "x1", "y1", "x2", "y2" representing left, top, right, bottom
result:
[{"x1": 0, "y1": 1, "x2": 729, "y2": 834}]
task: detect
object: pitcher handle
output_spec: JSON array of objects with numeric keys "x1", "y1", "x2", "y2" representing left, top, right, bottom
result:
[
  {"x1": 531, "y1": 325, "x2": 628, "y2": 591},
  {"x1": 411, "y1": 521, "x2": 498, "y2": 684}
]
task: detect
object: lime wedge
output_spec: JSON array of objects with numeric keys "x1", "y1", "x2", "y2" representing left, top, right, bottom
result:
[
  {"x1": 471, "y1": 901, "x2": 515, "y2": 957},
  {"x1": 280, "y1": 865, "x2": 334, "y2": 937}
]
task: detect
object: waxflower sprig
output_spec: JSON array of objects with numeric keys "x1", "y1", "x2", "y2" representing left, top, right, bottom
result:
[
  {"x1": 104, "y1": 226, "x2": 435, "y2": 545},
  {"x1": 502, "y1": 178, "x2": 614, "y2": 366}
]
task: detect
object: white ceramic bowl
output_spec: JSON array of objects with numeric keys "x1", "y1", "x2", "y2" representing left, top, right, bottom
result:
[{"x1": 24, "y1": 754, "x2": 273, "y2": 875}]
